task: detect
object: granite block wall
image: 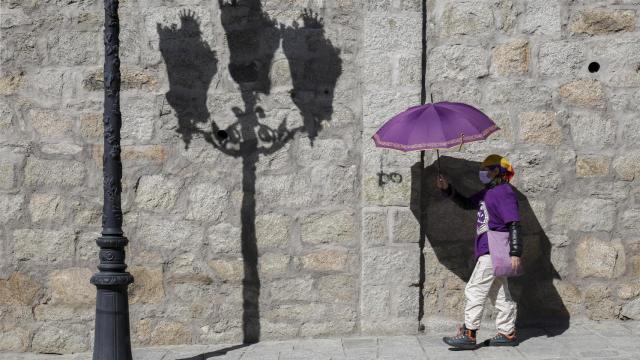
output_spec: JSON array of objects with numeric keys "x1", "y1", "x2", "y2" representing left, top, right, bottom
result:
[{"x1": 1, "y1": 0, "x2": 639, "y2": 354}]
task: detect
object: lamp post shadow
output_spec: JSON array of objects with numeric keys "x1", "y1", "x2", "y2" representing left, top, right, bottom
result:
[
  {"x1": 411, "y1": 156, "x2": 570, "y2": 342},
  {"x1": 158, "y1": 2, "x2": 342, "y2": 345}
]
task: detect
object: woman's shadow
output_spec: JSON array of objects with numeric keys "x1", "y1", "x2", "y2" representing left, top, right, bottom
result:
[{"x1": 411, "y1": 156, "x2": 570, "y2": 343}]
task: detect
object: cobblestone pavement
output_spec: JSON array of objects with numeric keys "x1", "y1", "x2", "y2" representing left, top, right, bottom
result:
[{"x1": 4, "y1": 321, "x2": 639, "y2": 360}]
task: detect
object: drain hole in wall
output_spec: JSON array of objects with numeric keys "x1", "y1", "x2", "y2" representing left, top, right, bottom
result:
[
  {"x1": 588, "y1": 62, "x2": 600, "y2": 73},
  {"x1": 217, "y1": 130, "x2": 228, "y2": 140}
]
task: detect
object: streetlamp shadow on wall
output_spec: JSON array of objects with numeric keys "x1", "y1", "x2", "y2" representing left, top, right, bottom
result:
[{"x1": 157, "y1": 0, "x2": 342, "y2": 344}]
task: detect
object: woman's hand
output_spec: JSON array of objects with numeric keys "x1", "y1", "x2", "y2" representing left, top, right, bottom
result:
[
  {"x1": 511, "y1": 256, "x2": 522, "y2": 273},
  {"x1": 436, "y1": 175, "x2": 449, "y2": 191}
]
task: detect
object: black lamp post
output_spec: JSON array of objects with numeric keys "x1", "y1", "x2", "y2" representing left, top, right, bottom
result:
[{"x1": 90, "y1": 1, "x2": 134, "y2": 359}]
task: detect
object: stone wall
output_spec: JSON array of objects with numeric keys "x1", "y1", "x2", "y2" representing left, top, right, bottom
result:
[
  {"x1": 1, "y1": 0, "x2": 363, "y2": 353},
  {"x1": 1, "y1": 0, "x2": 639, "y2": 355}
]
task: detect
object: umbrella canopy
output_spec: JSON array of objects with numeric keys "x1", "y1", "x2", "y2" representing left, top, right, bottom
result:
[{"x1": 372, "y1": 102, "x2": 499, "y2": 152}]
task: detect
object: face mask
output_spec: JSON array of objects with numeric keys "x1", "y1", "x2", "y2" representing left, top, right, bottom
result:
[{"x1": 479, "y1": 170, "x2": 492, "y2": 184}]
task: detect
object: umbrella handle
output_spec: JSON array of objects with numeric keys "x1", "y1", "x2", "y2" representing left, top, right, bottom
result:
[
  {"x1": 458, "y1": 133, "x2": 465, "y2": 151},
  {"x1": 436, "y1": 149, "x2": 441, "y2": 176}
]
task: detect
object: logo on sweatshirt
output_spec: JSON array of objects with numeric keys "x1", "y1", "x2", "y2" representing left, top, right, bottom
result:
[{"x1": 477, "y1": 200, "x2": 489, "y2": 235}]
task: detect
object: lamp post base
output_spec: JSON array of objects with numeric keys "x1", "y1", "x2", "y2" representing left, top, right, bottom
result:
[
  {"x1": 91, "y1": 235, "x2": 134, "y2": 360},
  {"x1": 92, "y1": 285, "x2": 133, "y2": 360}
]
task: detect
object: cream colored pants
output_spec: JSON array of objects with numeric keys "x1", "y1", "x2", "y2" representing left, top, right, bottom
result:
[{"x1": 464, "y1": 254, "x2": 517, "y2": 334}]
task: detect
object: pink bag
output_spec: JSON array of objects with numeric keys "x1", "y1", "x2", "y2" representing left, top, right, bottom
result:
[{"x1": 487, "y1": 230, "x2": 523, "y2": 277}]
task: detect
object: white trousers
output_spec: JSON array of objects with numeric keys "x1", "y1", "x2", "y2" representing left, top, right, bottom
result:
[{"x1": 464, "y1": 254, "x2": 517, "y2": 334}]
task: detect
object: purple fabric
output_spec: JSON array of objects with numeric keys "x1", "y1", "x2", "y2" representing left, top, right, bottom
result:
[
  {"x1": 372, "y1": 102, "x2": 500, "y2": 152},
  {"x1": 471, "y1": 184, "x2": 520, "y2": 259},
  {"x1": 488, "y1": 230, "x2": 524, "y2": 277}
]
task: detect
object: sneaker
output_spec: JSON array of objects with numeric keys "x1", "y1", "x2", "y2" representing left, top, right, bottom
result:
[
  {"x1": 443, "y1": 324, "x2": 477, "y2": 350},
  {"x1": 488, "y1": 331, "x2": 518, "y2": 346}
]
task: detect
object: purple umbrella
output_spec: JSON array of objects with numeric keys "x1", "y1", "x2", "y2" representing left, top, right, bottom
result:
[
  {"x1": 372, "y1": 102, "x2": 499, "y2": 152},
  {"x1": 372, "y1": 101, "x2": 499, "y2": 173}
]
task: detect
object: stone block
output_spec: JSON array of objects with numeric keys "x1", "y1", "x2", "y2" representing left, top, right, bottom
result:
[
  {"x1": 79, "y1": 113, "x2": 102, "y2": 142},
  {"x1": 0, "y1": 193, "x2": 24, "y2": 224},
  {"x1": 575, "y1": 236, "x2": 623, "y2": 279},
  {"x1": 24, "y1": 158, "x2": 86, "y2": 188},
  {"x1": 259, "y1": 252, "x2": 290, "y2": 278},
  {"x1": 559, "y1": 79, "x2": 605, "y2": 108},
  {"x1": 121, "y1": 145, "x2": 168, "y2": 164},
  {"x1": 363, "y1": 53, "x2": 393, "y2": 89},
  {"x1": 398, "y1": 55, "x2": 421, "y2": 87},
  {"x1": 537, "y1": 41, "x2": 585, "y2": 78},
  {"x1": 364, "y1": 12, "x2": 421, "y2": 52},
  {"x1": 83, "y1": 67, "x2": 159, "y2": 92},
  {"x1": 391, "y1": 208, "x2": 420, "y2": 243},
  {"x1": 207, "y1": 223, "x2": 241, "y2": 255},
  {"x1": 317, "y1": 274, "x2": 357, "y2": 303},
  {"x1": 360, "y1": 285, "x2": 390, "y2": 318},
  {"x1": 520, "y1": 0, "x2": 560, "y2": 35},
  {"x1": 129, "y1": 266, "x2": 164, "y2": 304},
  {"x1": 267, "y1": 277, "x2": 315, "y2": 302},
  {"x1": 300, "y1": 210, "x2": 355, "y2": 245},
  {"x1": 28, "y1": 193, "x2": 79, "y2": 223},
  {"x1": 613, "y1": 151, "x2": 640, "y2": 181},
  {"x1": 590, "y1": 39, "x2": 640, "y2": 87},
  {"x1": 584, "y1": 284, "x2": 618, "y2": 320},
  {"x1": 569, "y1": 8, "x2": 636, "y2": 35},
  {"x1": 0, "y1": 272, "x2": 41, "y2": 306},
  {"x1": 41, "y1": 143, "x2": 83, "y2": 155},
  {"x1": 137, "y1": 218, "x2": 203, "y2": 252},
  {"x1": 427, "y1": 45, "x2": 489, "y2": 81},
  {"x1": 492, "y1": 39, "x2": 529, "y2": 76},
  {"x1": 0, "y1": 328, "x2": 30, "y2": 352},
  {"x1": 430, "y1": 80, "x2": 482, "y2": 106},
  {"x1": 0, "y1": 71, "x2": 24, "y2": 95},
  {"x1": 620, "y1": 209, "x2": 640, "y2": 235},
  {"x1": 310, "y1": 164, "x2": 358, "y2": 205},
  {"x1": 363, "y1": 169, "x2": 412, "y2": 206},
  {"x1": 617, "y1": 282, "x2": 640, "y2": 300},
  {"x1": 32, "y1": 323, "x2": 89, "y2": 354},
  {"x1": 186, "y1": 183, "x2": 230, "y2": 221},
  {"x1": 121, "y1": 97, "x2": 157, "y2": 144},
  {"x1": 133, "y1": 319, "x2": 192, "y2": 346},
  {"x1": 495, "y1": 0, "x2": 518, "y2": 33},
  {"x1": 362, "y1": 207, "x2": 387, "y2": 247},
  {"x1": 166, "y1": 253, "x2": 212, "y2": 285},
  {"x1": 576, "y1": 155, "x2": 610, "y2": 178},
  {"x1": 362, "y1": 247, "x2": 419, "y2": 286},
  {"x1": 135, "y1": 175, "x2": 180, "y2": 211},
  {"x1": 13, "y1": 228, "x2": 76, "y2": 266},
  {"x1": 485, "y1": 81, "x2": 552, "y2": 107},
  {"x1": 28, "y1": 109, "x2": 73, "y2": 139},
  {"x1": 48, "y1": 267, "x2": 95, "y2": 306},
  {"x1": 439, "y1": 0, "x2": 494, "y2": 36},
  {"x1": 34, "y1": 304, "x2": 94, "y2": 322},
  {"x1": 518, "y1": 112, "x2": 563, "y2": 145},
  {"x1": 256, "y1": 213, "x2": 291, "y2": 249},
  {"x1": 299, "y1": 249, "x2": 349, "y2": 272},
  {"x1": 551, "y1": 198, "x2": 616, "y2": 232},
  {"x1": 0, "y1": 102, "x2": 14, "y2": 130},
  {"x1": 567, "y1": 112, "x2": 615, "y2": 150},
  {"x1": 299, "y1": 318, "x2": 356, "y2": 337},
  {"x1": 394, "y1": 285, "x2": 419, "y2": 317},
  {"x1": 621, "y1": 298, "x2": 640, "y2": 320},
  {"x1": 208, "y1": 259, "x2": 244, "y2": 282}
]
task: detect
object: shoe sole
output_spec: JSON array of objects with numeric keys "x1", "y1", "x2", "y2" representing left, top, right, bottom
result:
[
  {"x1": 489, "y1": 341, "x2": 518, "y2": 347},
  {"x1": 442, "y1": 337, "x2": 477, "y2": 350}
]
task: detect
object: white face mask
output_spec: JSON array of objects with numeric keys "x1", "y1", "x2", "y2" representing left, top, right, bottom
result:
[{"x1": 479, "y1": 170, "x2": 492, "y2": 184}]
